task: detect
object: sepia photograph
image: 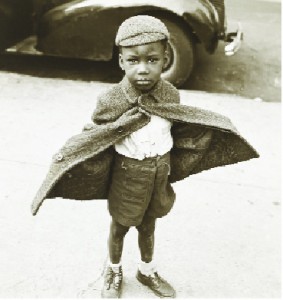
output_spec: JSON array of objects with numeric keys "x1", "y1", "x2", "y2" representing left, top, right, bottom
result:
[{"x1": 0, "y1": 0, "x2": 281, "y2": 298}]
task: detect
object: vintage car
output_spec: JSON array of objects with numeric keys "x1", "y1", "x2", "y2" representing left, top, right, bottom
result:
[{"x1": 0, "y1": 0, "x2": 242, "y2": 87}]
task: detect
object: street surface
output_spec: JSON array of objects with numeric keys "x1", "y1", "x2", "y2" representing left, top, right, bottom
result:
[
  {"x1": 0, "y1": 0, "x2": 281, "y2": 298},
  {"x1": 0, "y1": 73, "x2": 281, "y2": 298}
]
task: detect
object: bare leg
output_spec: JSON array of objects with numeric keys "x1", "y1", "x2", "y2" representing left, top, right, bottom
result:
[
  {"x1": 102, "y1": 219, "x2": 129, "y2": 298},
  {"x1": 108, "y1": 219, "x2": 130, "y2": 263},
  {"x1": 136, "y1": 215, "x2": 156, "y2": 263},
  {"x1": 135, "y1": 215, "x2": 175, "y2": 297}
]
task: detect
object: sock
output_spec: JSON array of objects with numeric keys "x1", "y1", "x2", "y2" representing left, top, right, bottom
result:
[
  {"x1": 109, "y1": 261, "x2": 122, "y2": 273},
  {"x1": 138, "y1": 260, "x2": 156, "y2": 276}
]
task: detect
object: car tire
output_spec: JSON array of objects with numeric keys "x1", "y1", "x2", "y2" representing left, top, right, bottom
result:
[{"x1": 159, "y1": 18, "x2": 195, "y2": 87}]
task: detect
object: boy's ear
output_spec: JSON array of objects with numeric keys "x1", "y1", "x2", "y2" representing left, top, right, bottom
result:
[
  {"x1": 119, "y1": 54, "x2": 124, "y2": 70},
  {"x1": 162, "y1": 50, "x2": 170, "y2": 70}
]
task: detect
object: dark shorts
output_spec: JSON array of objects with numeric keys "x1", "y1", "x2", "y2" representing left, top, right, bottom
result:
[{"x1": 108, "y1": 152, "x2": 176, "y2": 227}]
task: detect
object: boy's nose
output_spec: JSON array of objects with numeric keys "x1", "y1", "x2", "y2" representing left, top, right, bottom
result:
[{"x1": 137, "y1": 62, "x2": 149, "y2": 74}]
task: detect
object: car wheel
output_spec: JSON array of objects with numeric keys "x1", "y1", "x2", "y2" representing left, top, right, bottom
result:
[{"x1": 159, "y1": 18, "x2": 195, "y2": 87}]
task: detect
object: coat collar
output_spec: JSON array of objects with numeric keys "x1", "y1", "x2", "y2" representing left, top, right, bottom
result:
[{"x1": 120, "y1": 76, "x2": 166, "y2": 104}]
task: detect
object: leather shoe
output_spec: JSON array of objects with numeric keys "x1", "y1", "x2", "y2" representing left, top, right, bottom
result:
[
  {"x1": 101, "y1": 266, "x2": 123, "y2": 298},
  {"x1": 136, "y1": 270, "x2": 175, "y2": 298}
]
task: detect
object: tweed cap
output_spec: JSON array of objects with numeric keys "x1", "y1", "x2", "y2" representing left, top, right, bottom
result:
[{"x1": 115, "y1": 15, "x2": 169, "y2": 47}]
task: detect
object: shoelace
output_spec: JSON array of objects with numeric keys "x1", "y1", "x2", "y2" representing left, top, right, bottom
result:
[
  {"x1": 113, "y1": 271, "x2": 122, "y2": 289},
  {"x1": 106, "y1": 268, "x2": 122, "y2": 290},
  {"x1": 148, "y1": 272, "x2": 160, "y2": 287}
]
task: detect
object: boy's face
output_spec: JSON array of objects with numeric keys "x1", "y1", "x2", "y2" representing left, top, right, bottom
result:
[{"x1": 119, "y1": 41, "x2": 168, "y2": 92}]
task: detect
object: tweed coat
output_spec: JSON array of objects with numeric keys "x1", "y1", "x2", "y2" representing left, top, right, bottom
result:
[{"x1": 31, "y1": 78, "x2": 259, "y2": 215}]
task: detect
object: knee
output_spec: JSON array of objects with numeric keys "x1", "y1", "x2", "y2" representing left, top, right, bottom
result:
[
  {"x1": 110, "y1": 220, "x2": 130, "y2": 239},
  {"x1": 136, "y1": 217, "x2": 156, "y2": 237}
]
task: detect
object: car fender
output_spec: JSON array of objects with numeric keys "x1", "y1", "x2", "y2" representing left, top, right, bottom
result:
[{"x1": 36, "y1": 0, "x2": 220, "y2": 60}]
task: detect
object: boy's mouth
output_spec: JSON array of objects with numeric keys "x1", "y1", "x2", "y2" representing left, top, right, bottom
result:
[{"x1": 135, "y1": 79, "x2": 152, "y2": 85}]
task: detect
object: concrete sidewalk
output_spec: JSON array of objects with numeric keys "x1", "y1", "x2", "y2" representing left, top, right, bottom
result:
[{"x1": 0, "y1": 73, "x2": 281, "y2": 298}]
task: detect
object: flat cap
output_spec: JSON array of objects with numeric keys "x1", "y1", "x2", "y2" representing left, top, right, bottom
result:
[{"x1": 115, "y1": 15, "x2": 169, "y2": 47}]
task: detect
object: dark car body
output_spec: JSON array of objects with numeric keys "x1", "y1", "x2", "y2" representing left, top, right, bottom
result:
[
  {"x1": 1, "y1": 0, "x2": 224, "y2": 54},
  {"x1": 0, "y1": 0, "x2": 241, "y2": 86},
  {"x1": 33, "y1": 0, "x2": 225, "y2": 60},
  {"x1": 0, "y1": 0, "x2": 33, "y2": 50}
]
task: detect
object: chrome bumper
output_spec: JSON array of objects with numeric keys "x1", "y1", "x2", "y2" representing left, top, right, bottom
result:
[{"x1": 224, "y1": 22, "x2": 243, "y2": 56}]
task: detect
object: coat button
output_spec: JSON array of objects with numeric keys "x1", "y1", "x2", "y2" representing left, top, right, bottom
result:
[{"x1": 55, "y1": 152, "x2": 64, "y2": 161}]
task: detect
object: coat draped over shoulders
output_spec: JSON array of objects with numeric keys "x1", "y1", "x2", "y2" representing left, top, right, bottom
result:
[{"x1": 31, "y1": 79, "x2": 259, "y2": 215}]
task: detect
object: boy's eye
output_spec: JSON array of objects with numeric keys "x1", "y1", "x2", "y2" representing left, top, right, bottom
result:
[
  {"x1": 148, "y1": 58, "x2": 159, "y2": 63},
  {"x1": 127, "y1": 58, "x2": 138, "y2": 64}
]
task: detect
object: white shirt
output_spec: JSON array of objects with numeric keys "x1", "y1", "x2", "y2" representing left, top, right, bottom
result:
[{"x1": 115, "y1": 115, "x2": 173, "y2": 160}]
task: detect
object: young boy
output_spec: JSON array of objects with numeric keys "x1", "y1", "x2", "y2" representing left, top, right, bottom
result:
[
  {"x1": 95, "y1": 15, "x2": 178, "y2": 298},
  {"x1": 31, "y1": 14, "x2": 258, "y2": 300}
]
